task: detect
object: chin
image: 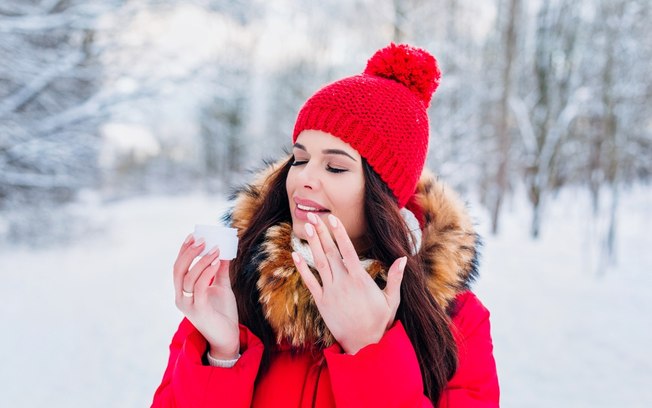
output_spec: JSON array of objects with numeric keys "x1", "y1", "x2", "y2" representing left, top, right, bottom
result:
[{"x1": 292, "y1": 224, "x2": 306, "y2": 240}]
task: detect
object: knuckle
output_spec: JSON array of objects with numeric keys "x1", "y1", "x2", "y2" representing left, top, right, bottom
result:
[
  {"x1": 315, "y1": 259, "x2": 329, "y2": 271},
  {"x1": 352, "y1": 274, "x2": 366, "y2": 285},
  {"x1": 173, "y1": 267, "x2": 186, "y2": 279},
  {"x1": 342, "y1": 248, "x2": 356, "y2": 260},
  {"x1": 200, "y1": 254, "x2": 215, "y2": 267},
  {"x1": 192, "y1": 260, "x2": 206, "y2": 272},
  {"x1": 325, "y1": 246, "x2": 339, "y2": 257}
]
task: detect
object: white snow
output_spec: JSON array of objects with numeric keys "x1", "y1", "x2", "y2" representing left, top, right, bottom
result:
[
  {"x1": 473, "y1": 186, "x2": 652, "y2": 407},
  {"x1": 100, "y1": 122, "x2": 161, "y2": 168},
  {"x1": 0, "y1": 186, "x2": 650, "y2": 407}
]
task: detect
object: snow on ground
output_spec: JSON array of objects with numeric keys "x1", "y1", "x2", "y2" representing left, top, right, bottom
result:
[
  {"x1": 0, "y1": 186, "x2": 650, "y2": 407},
  {"x1": 472, "y1": 186, "x2": 652, "y2": 408}
]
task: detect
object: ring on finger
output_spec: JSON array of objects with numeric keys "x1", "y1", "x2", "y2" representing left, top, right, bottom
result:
[{"x1": 182, "y1": 290, "x2": 194, "y2": 297}]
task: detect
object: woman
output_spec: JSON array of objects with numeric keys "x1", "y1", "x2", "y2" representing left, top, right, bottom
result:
[{"x1": 152, "y1": 43, "x2": 499, "y2": 407}]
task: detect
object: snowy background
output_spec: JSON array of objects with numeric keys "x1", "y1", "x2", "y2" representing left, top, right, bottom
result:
[
  {"x1": 1, "y1": 0, "x2": 651, "y2": 407},
  {"x1": 1, "y1": 187, "x2": 650, "y2": 407}
]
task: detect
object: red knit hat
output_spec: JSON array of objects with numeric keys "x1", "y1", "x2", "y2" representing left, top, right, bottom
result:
[{"x1": 292, "y1": 43, "x2": 441, "y2": 208}]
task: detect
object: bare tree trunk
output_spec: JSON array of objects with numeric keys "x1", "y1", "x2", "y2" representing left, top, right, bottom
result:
[
  {"x1": 491, "y1": 0, "x2": 520, "y2": 234},
  {"x1": 529, "y1": 182, "x2": 542, "y2": 238},
  {"x1": 599, "y1": 0, "x2": 622, "y2": 268},
  {"x1": 525, "y1": 0, "x2": 579, "y2": 239}
]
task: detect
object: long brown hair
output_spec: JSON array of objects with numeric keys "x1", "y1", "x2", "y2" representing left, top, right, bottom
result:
[
  {"x1": 229, "y1": 156, "x2": 457, "y2": 403},
  {"x1": 229, "y1": 158, "x2": 294, "y2": 371},
  {"x1": 362, "y1": 159, "x2": 457, "y2": 402}
]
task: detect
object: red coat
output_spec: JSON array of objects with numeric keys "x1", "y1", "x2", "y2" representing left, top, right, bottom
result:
[{"x1": 151, "y1": 291, "x2": 499, "y2": 407}]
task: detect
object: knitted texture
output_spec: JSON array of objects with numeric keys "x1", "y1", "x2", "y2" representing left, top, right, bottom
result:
[{"x1": 292, "y1": 43, "x2": 441, "y2": 207}]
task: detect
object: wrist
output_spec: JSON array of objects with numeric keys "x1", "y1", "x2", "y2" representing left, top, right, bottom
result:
[
  {"x1": 206, "y1": 351, "x2": 241, "y2": 368},
  {"x1": 340, "y1": 333, "x2": 383, "y2": 355},
  {"x1": 207, "y1": 343, "x2": 240, "y2": 361}
]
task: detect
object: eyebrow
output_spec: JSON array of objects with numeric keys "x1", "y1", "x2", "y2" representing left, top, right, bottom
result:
[{"x1": 293, "y1": 143, "x2": 358, "y2": 162}]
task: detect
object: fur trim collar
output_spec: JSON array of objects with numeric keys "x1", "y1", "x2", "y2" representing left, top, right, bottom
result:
[{"x1": 228, "y1": 158, "x2": 479, "y2": 347}]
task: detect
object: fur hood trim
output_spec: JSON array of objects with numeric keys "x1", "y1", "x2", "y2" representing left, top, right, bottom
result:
[
  {"x1": 228, "y1": 158, "x2": 479, "y2": 346},
  {"x1": 411, "y1": 168, "x2": 479, "y2": 307}
]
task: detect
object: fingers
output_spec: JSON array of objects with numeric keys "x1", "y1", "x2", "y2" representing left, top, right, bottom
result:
[
  {"x1": 194, "y1": 250, "x2": 224, "y2": 292},
  {"x1": 177, "y1": 233, "x2": 194, "y2": 257},
  {"x1": 292, "y1": 252, "x2": 323, "y2": 300},
  {"x1": 303, "y1": 214, "x2": 333, "y2": 284},
  {"x1": 306, "y1": 212, "x2": 348, "y2": 281},
  {"x1": 326, "y1": 214, "x2": 361, "y2": 276},
  {"x1": 384, "y1": 256, "x2": 407, "y2": 307},
  {"x1": 182, "y1": 246, "x2": 220, "y2": 294},
  {"x1": 210, "y1": 259, "x2": 232, "y2": 288},
  {"x1": 173, "y1": 236, "x2": 206, "y2": 296}
]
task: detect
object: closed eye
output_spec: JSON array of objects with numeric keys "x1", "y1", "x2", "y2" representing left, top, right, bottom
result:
[
  {"x1": 291, "y1": 156, "x2": 348, "y2": 173},
  {"x1": 327, "y1": 165, "x2": 347, "y2": 174},
  {"x1": 291, "y1": 159, "x2": 308, "y2": 166}
]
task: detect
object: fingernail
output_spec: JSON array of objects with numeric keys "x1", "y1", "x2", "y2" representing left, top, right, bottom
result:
[
  {"x1": 184, "y1": 234, "x2": 193, "y2": 244},
  {"x1": 192, "y1": 238, "x2": 205, "y2": 248},
  {"x1": 211, "y1": 258, "x2": 220, "y2": 266},
  {"x1": 399, "y1": 257, "x2": 407, "y2": 273},
  {"x1": 328, "y1": 214, "x2": 338, "y2": 228},
  {"x1": 304, "y1": 223, "x2": 315, "y2": 237},
  {"x1": 291, "y1": 252, "x2": 301, "y2": 264},
  {"x1": 207, "y1": 246, "x2": 218, "y2": 256},
  {"x1": 307, "y1": 212, "x2": 318, "y2": 224}
]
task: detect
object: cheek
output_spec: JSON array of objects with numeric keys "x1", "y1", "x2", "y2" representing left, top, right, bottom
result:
[
  {"x1": 337, "y1": 186, "x2": 366, "y2": 237},
  {"x1": 285, "y1": 169, "x2": 294, "y2": 195}
]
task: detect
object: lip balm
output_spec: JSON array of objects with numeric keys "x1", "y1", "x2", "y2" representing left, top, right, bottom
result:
[{"x1": 193, "y1": 224, "x2": 239, "y2": 260}]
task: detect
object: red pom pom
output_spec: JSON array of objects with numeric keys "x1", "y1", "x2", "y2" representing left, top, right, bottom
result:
[{"x1": 364, "y1": 43, "x2": 441, "y2": 107}]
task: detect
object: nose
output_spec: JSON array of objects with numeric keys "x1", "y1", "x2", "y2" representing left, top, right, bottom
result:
[{"x1": 297, "y1": 161, "x2": 321, "y2": 190}]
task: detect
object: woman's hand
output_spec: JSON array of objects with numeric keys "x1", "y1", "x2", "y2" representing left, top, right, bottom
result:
[
  {"x1": 173, "y1": 235, "x2": 240, "y2": 360},
  {"x1": 292, "y1": 213, "x2": 407, "y2": 355}
]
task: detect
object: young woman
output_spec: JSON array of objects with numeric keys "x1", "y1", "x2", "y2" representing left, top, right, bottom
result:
[{"x1": 152, "y1": 43, "x2": 499, "y2": 407}]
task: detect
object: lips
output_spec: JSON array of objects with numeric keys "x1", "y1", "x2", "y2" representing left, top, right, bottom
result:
[
  {"x1": 293, "y1": 197, "x2": 329, "y2": 221},
  {"x1": 297, "y1": 203, "x2": 327, "y2": 212},
  {"x1": 294, "y1": 197, "x2": 329, "y2": 211}
]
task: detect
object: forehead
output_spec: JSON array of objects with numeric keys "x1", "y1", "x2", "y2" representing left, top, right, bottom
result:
[{"x1": 294, "y1": 130, "x2": 361, "y2": 159}]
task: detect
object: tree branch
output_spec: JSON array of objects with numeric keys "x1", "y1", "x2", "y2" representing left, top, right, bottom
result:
[{"x1": 0, "y1": 52, "x2": 85, "y2": 118}]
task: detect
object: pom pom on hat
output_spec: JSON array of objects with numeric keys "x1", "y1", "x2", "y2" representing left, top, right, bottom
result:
[
  {"x1": 365, "y1": 43, "x2": 441, "y2": 107},
  {"x1": 293, "y1": 43, "x2": 440, "y2": 208}
]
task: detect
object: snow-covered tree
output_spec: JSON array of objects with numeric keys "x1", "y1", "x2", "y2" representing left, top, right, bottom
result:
[
  {"x1": 0, "y1": 0, "x2": 126, "y2": 240},
  {"x1": 519, "y1": 0, "x2": 583, "y2": 238},
  {"x1": 2, "y1": 0, "x2": 650, "y2": 247}
]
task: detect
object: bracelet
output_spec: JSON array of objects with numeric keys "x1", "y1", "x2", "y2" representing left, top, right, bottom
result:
[{"x1": 206, "y1": 352, "x2": 241, "y2": 368}]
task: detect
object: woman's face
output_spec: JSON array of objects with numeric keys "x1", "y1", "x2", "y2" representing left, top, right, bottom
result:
[{"x1": 286, "y1": 130, "x2": 367, "y2": 249}]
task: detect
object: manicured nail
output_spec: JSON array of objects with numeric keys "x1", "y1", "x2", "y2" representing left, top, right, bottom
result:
[
  {"x1": 399, "y1": 256, "x2": 407, "y2": 273},
  {"x1": 291, "y1": 252, "x2": 301, "y2": 264},
  {"x1": 328, "y1": 214, "x2": 338, "y2": 228},
  {"x1": 207, "y1": 246, "x2": 218, "y2": 256},
  {"x1": 304, "y1": 223, "x2": 315, "y2": 237},
  {"x1": 307, "y1": 212, "x2": 318, "y2": 224},
  {"x1": 184, "y1": 234, "x2": 193, "y2": 244},
  {"x1": 192, "y1": 238, "x2": 205, "y2": 247}
]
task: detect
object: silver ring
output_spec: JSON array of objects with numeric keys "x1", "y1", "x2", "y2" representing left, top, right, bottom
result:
[{"x1": 182, "y1": 290, "x2": 194, "y2": 298}]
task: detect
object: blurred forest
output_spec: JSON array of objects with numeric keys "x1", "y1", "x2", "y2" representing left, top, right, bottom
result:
[{"x1": 1, "y1": 0, "x2": 650, "y2": 247}]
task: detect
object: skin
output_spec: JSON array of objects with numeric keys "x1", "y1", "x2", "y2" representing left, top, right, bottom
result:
[
  {"x1": 173, "y1": 238, "x2": 239, "y2": 360},
  {"x1": 293, "y1": 212, "x2": 407, "y2": 354},
  {"x1": 286, "y1": 130, "x2": 368, "y2": 250},
  {"x1": 172, "y1": 130, "x2": 407, "y2": 359}
]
